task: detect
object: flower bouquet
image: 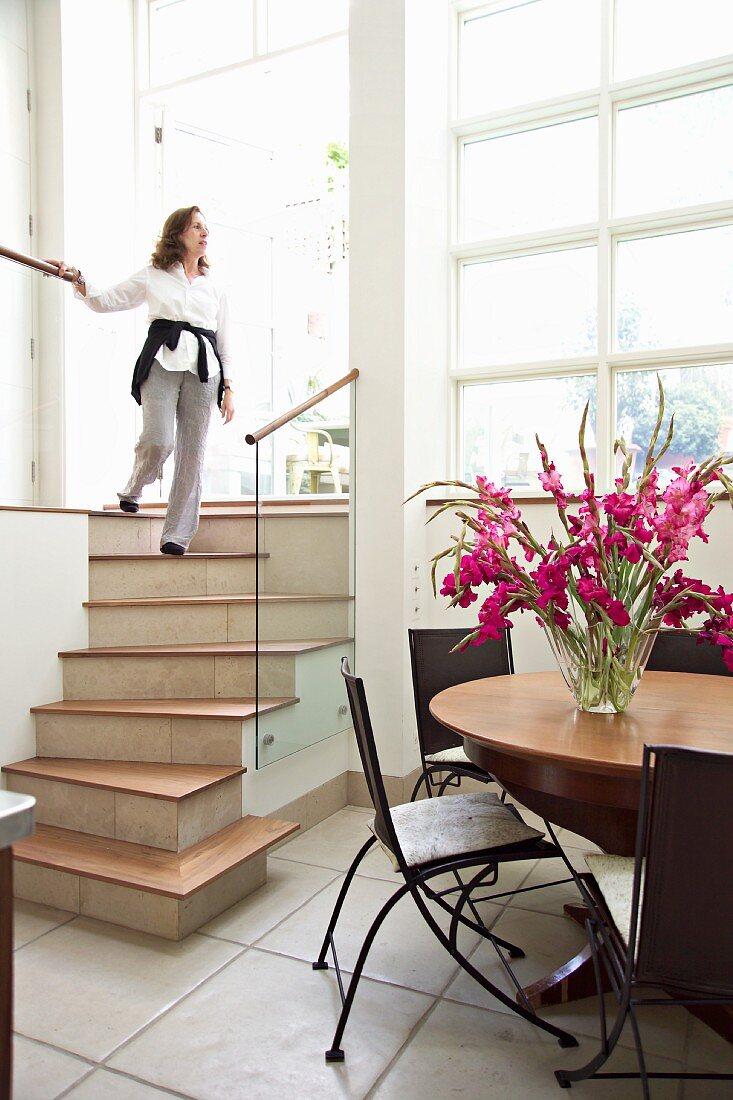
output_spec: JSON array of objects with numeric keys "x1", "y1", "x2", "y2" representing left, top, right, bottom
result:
[{"x1": 411, "y1": 380, "x2": 733, "y2": 713}]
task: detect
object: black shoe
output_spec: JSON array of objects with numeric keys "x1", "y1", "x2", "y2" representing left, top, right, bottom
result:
[
  {"x1": 161, "y1": 542, "x2": 185, "y2": 556},
  {"x1": 119, "y1": 500, "x2": 139, "y2": 514}
]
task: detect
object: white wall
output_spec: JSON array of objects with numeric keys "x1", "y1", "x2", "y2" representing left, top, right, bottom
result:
[
  {"x1": 0, "y1": 510, "x2": 88, "y2": 777},
  {"x1": 242, "y1": 728, "x2": 350, "y2": 816}
]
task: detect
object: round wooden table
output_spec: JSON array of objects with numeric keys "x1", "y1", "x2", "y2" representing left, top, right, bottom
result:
[
  {"x1": 430, "y1": 670, "x2": 733, "y2": 855},
  {"x1": 430, "y1": 669, "x2": 733, "y2": 1038}
]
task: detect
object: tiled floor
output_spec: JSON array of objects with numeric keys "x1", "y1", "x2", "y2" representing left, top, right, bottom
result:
[{"x1": 12, "y1": 806, "x2": 733, "y2": 1099}]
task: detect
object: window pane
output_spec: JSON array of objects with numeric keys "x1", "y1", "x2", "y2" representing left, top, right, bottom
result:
[
  {"x1": 461, "y1": 375, "x2": 597, "y2": 491},
  {"x1": 615, "y1": 86, "x2": 733, "y2": 217},
  {"x1": 615, "y1": 226, "x2": 733, "y2": 352},
  {"x1": 462, "y1": 248, "x2": 597, "y2": 368},
  {"x1": 459, "y1": 0, "x2": 601, "y2": 117},
  {"x1": 267, "y1": 0, "x2": 348, "y2": 51},
  {"x1": 616, "y1": 365, "x2": 733, "y2": 482},
  {"x1": 149, "y1": 0, "x2": 253, "y2": 86},
  {"x1": 462, "y1": 117, "x2": 597, "y2": 241},
  {"x1": 615, "y1": 0, "x2": 733, "y2": 81}
]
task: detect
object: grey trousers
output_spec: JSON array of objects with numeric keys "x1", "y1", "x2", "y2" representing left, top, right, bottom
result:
[{"x1": 119, "y1": 362, "x2": 220, "y2": 549}]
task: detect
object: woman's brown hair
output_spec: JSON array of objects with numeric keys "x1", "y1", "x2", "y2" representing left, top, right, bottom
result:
[{"x1": 150, "y1": 206, "x2": 210, "y2": 271}]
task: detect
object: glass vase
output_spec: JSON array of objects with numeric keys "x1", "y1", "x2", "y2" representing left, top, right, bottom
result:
[{"x1": 544, "y1": 622, "x2": 657, "y2": 714}]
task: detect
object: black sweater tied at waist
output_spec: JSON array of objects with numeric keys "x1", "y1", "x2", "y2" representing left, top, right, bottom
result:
[{"x1": 131, "y1": 319, "x2": 224, "y2": 406}]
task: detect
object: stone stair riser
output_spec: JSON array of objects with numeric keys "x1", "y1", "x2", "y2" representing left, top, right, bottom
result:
[
  {"x1": 87, "y1": 600, "x2": 351, "y2": 647},
  {"x1": 62, "y1": 653, "x2": 296, "y2": 700},
  {"x1": 88, "y1": 516, "x2": 165, "y2": 556},
  {"x1": 257, "y1": 515, "x2": 350, "y2": 595},
  {"x1": 88, "y1": 557, "x2": 260, "y2": 600},
  {"x1": 189, "y1": 516, "x2": 257, "y2": 554},
  {"x1": 34, "y1": 713, "x2": 244, "y2": 765},
  {"x1": 5, "y1": 773, "x2": 243, "y2": 852},
  {"x1": 13, "y1": 853, "x2": 266, "y2": 940}
]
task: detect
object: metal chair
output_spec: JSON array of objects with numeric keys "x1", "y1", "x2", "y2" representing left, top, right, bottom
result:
[
  {"x1": 645, "y1": 628, "x2": 733, "y2": 675},
  {"x1": 408, "y1": 627, "x2": 513, "y2": 800},
  {"x1": 556, "y1": 744, "x2": 733, "y2": 1096},
  {"x1": 313, "y1": 657, "x2": 580, "y2": 1063}
]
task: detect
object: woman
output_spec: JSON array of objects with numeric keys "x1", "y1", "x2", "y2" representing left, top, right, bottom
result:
[{"x1": 52, "y1": 206, "x2": 235, "y2": 555}]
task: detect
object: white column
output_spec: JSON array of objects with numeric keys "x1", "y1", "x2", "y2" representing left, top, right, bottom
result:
[{"x1": 351, "y1": 0, "x2": 450, "y2": 778}]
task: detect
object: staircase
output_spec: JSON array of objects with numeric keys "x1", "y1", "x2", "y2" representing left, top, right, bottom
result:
[{"x1": 4, "y1": 501, "x2": 352, "y2": 939}]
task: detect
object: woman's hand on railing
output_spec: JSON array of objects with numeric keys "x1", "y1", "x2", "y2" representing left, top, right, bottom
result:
[{"x1": 45, "y1": 259, "x2": 86, "y2": 295}]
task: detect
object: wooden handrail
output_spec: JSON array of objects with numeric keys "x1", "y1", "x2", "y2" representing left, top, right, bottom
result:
[
  {"x1": 0, "y1": 244, "x2": 74, "y2": 282},
  {"x1": 245, "y1": 368, "x2": 359, "y2": 445}
]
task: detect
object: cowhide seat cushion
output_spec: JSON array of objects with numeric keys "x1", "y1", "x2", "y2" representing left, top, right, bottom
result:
[
  {"x1": 424, "y1": 745, "x2": 470, "y2": 765},
  {"x1": 585, "y1": 853, "x2": 646, "y2": 944},
  {"x1": 368, "y1": 790, "x2": 544, "y2": 871}
]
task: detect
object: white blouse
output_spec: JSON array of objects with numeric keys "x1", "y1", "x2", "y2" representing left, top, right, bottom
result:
[{"x1": 76, "y1": 263, "x2": 233, "y2": 381}]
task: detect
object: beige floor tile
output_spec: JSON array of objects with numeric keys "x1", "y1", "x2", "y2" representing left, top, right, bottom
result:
[
  {"x1": 64, "y1": 1068, "x2": 178, "y2": 1098},
  {"x1": 685, "y1": 1014, "x2": 733, "y2": 1075},
  {"x1": 372, "y1": 998, "x2": 683, "y2": 1099},
  {"x1": 258, "y1": 872, "x2": 498, "y2": 996},
  {"x1": 109, "y1": 948, "x2": 433, "y2": 1099},
  {"x1": 13, "y1": 917, "x2": 242, "y2": 1061},
  {"x1": 199, "y1": 858, "x2": 340, "y2": 945},
  {"x1": 12, "y1": 1035, "x2": 91, "y2": 1100},
  {"x1": 13, "y1": 900, "x2": 75, "y2": 949},
  {"x1": 681, "y1": 1074, "x2": 733, "y2": 1098},
  {"x1": 270, "y1": 807, "x2": 376, "y2": 872},
  {"x1": 504, "y1": 854, "x2": 584, "y2": 916},
  {"x1": 357, "y1": 845, "x2": 401, "y2": 882}
]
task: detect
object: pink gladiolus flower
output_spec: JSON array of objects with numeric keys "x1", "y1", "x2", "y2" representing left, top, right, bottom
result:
[
  {"x1": 603, "y1": 490, "x2": 637, "y2": 526},
  {"x1": 424, "y1": 380, "x2": 733, "y2": 691},
  {"x1": 605, "y1": 599, "x2": 631, "y2": 626}
]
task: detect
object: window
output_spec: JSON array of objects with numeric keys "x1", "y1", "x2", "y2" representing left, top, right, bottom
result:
[
  {"x1": 141, "y1": 1, "x2": 349, "y2": 496},
  {"x1": 454, "y1": 1, "x2": 733, "y2": 492}
]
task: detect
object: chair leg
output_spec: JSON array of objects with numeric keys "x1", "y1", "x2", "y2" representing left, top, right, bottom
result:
[
  {"x1": 627, "y1": 1003, "x2": 652, "y2": 1100},
  {"x1": 555, "y1": 929, "x2": 633, "y2": 1086},
  {"x1": 410, "y1": 887, "x2": 578, "y2": 1049},
  {"x1": 435, "y1": 865, "x2": 526, "y2": 959},
  {"x1": 313, "y1": 835, "x2": 376, "y2": 970},
  {"x1": 325, "y1": 882, "x2": 411, "y2": 1062}
]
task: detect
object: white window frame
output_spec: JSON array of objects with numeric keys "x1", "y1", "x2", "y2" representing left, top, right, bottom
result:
[
  {"x1": 451, "y1": 0, "x2": 733, "y2": 492},
  {"x1": 138, "y1": 0, "x2": 347, "y2": 95}
]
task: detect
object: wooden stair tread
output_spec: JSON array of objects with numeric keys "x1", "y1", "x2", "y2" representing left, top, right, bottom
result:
[
  {"x1": 59, "y1": 638, "x2": 352, "y2": 658},
  {"x1": 84, "y1": 592, "x2": 354, "y2": 608},
  {"x1": 102, "y1": 498, "x2": 347, "y2": 511},
  {"x1": 12, "y1": 817, "x2": 299, "y2": 898},
  {"x1": 3, "y1": 758, "x2": 245, "y2": 800},
  {"x1": 30, "y1": 697, "x2": 298, "y2": 720},
  {"x1": 91, "y1": 505, "x2": 347, "y2": 519},
  {"x1": 89, "y1": 552, "x2": 267, "y2": 561}
]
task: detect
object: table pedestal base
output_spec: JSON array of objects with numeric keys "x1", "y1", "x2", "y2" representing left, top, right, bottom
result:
[
  {"x1": 520, "y1": 903, "x2": 609, "y2": 1009},
  {"x1": 519, "y1": 902, "x2": 733, "y2": 1045}
]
